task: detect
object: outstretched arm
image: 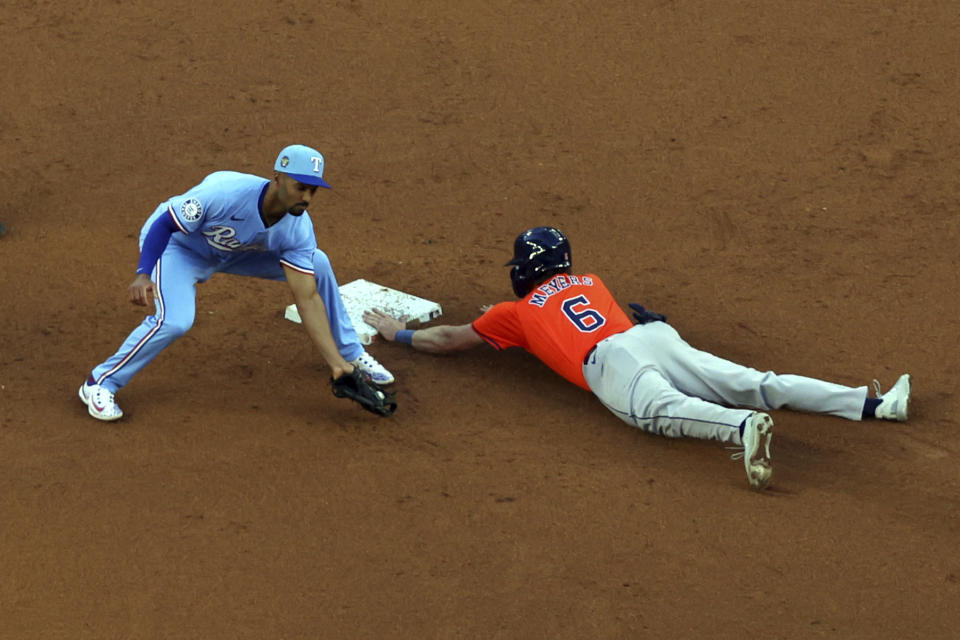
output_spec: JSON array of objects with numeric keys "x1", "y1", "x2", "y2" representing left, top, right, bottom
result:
[
  {"x1": 363, "y1": 308, "x2": 484, "y2": 354},
  {"x1": 285, "y1": 265, "x2": 353, "y2": 378}
]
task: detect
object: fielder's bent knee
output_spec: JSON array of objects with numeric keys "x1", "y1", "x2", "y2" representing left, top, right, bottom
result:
[{"x1": 158, "y1": 316, "x2": 193, "y2": 338}]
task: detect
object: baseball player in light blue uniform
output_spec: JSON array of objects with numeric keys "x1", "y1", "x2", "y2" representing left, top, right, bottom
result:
[{"x1": 79, "y1": 144, "x2": 393, "y2": 421}]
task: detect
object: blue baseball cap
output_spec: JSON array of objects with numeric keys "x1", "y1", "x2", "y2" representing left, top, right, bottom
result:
[{"x1": 274, "y1": 144, "x2": 332, "y2": 189}]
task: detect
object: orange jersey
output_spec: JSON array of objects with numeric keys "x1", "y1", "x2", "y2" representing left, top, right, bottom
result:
[{"x1": 471, "y1": 273, "x2": 633, "y2": 389}]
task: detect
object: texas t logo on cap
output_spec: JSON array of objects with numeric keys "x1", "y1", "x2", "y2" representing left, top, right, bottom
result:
[{"x1": 274, "y1": 144, "x2": 332, "y2": 189}]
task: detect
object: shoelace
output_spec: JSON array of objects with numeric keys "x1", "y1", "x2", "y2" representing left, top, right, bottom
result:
[
  {"x1": 872, "y1": 379, "x2": 883, "y2": 398},
  {"x1": 728, "y1": 448, "x2": 746, "y2": 461}
]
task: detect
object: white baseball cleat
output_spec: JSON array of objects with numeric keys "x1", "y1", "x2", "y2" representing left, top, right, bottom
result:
[
  {"x1": 732, "y1": 412, "x2": 774, "y2": 490},
  {"x1": 349, "y1": 352, "x2": 395, "y2": 385},
  {"x1": 873, "y1": 374, "x2": 911, "y2": 422},
  {"x1": 78, "y1": 379, "x2": 124, "y2": 421}
]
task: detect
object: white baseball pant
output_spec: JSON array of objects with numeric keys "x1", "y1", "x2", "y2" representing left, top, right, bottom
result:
[{"x1": 582, "y1": 322, "x2": 868, "y2": 446}]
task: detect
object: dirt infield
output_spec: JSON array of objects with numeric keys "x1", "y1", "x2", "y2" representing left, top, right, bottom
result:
[{"x1": 1, "y1": 1, "x2": 958, "y2": 638}]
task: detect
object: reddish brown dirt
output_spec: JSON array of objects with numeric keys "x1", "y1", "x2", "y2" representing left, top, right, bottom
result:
[{"x1": 2, "y1": 1, "x2": 959, "y2": 638}]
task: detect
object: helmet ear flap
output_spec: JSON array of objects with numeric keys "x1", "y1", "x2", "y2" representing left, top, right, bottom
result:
[{"x1": 510, "y1": 264, "x2": 533, "y2": 298}]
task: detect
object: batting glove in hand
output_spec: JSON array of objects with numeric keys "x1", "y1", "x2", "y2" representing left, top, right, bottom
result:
[
  {"x1": 628, "y1": 302, "x2": 668, "y2": 325},
  {"x1": 331, "y1": 368, "x2": 397, "y2": 417}
]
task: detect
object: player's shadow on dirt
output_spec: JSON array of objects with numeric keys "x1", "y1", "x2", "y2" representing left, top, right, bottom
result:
[{"x1": 759, "y1": 417, "x2": 907, "y2": 497}]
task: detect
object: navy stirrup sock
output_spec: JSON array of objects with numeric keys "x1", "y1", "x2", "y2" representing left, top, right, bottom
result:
[{"x1": 862, "y1": 397, "x2": 881, "y2": 419}]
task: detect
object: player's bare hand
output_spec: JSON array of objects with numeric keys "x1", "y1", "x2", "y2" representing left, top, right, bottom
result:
[
  {"x1": 363, "y1": 308, "x2": 405, "y2": 341},
  {"x1": 330, "y1": 362, "x2": 353, "y2": 380},
  {"x1": 480, "y1": 304, "x2": 493, "y2": 314},
  {"x1": 128, "y1": 273, "x2": 156, "y2": 306}
]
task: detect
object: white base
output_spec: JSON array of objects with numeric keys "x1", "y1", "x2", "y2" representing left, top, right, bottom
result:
[{"x1": 285, "y1": 279, "x2": 442, "y2": 345}]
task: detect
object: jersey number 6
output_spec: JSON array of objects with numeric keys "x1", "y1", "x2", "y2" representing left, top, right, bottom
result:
[{"x1": 561, "y1": 295, "x2": 607, "y2": 333}]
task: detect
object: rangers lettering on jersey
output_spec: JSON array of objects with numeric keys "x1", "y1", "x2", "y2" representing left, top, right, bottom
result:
[
  {"x1": 202, "y1": 225, "x2": 265, "y2": 252},
  {"x1": 528, "y1": 274, "x2": 593, "y2": 307}
]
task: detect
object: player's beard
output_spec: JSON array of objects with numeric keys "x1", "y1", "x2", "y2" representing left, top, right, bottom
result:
[{"x1": 287, "y1": 203, "x2": 308, "y2": 216}]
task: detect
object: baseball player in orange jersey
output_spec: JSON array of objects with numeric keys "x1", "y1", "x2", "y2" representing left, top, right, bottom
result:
[{"x1": 363, "y1": 226, "x2": 912, "y2": 490}]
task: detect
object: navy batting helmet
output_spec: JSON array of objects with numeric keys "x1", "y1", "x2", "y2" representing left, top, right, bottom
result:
[{"x1": 505, "y1": 226, "x2": 572, "y2": 297}]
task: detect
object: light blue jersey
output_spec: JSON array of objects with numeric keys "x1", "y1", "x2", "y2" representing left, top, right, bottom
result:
[
  {"x1": 90, "y1": 170, "x2": 365, "y2": 392},
  {"x1": 143, "y1": 171, "x2": 316, "y2": 274}
]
